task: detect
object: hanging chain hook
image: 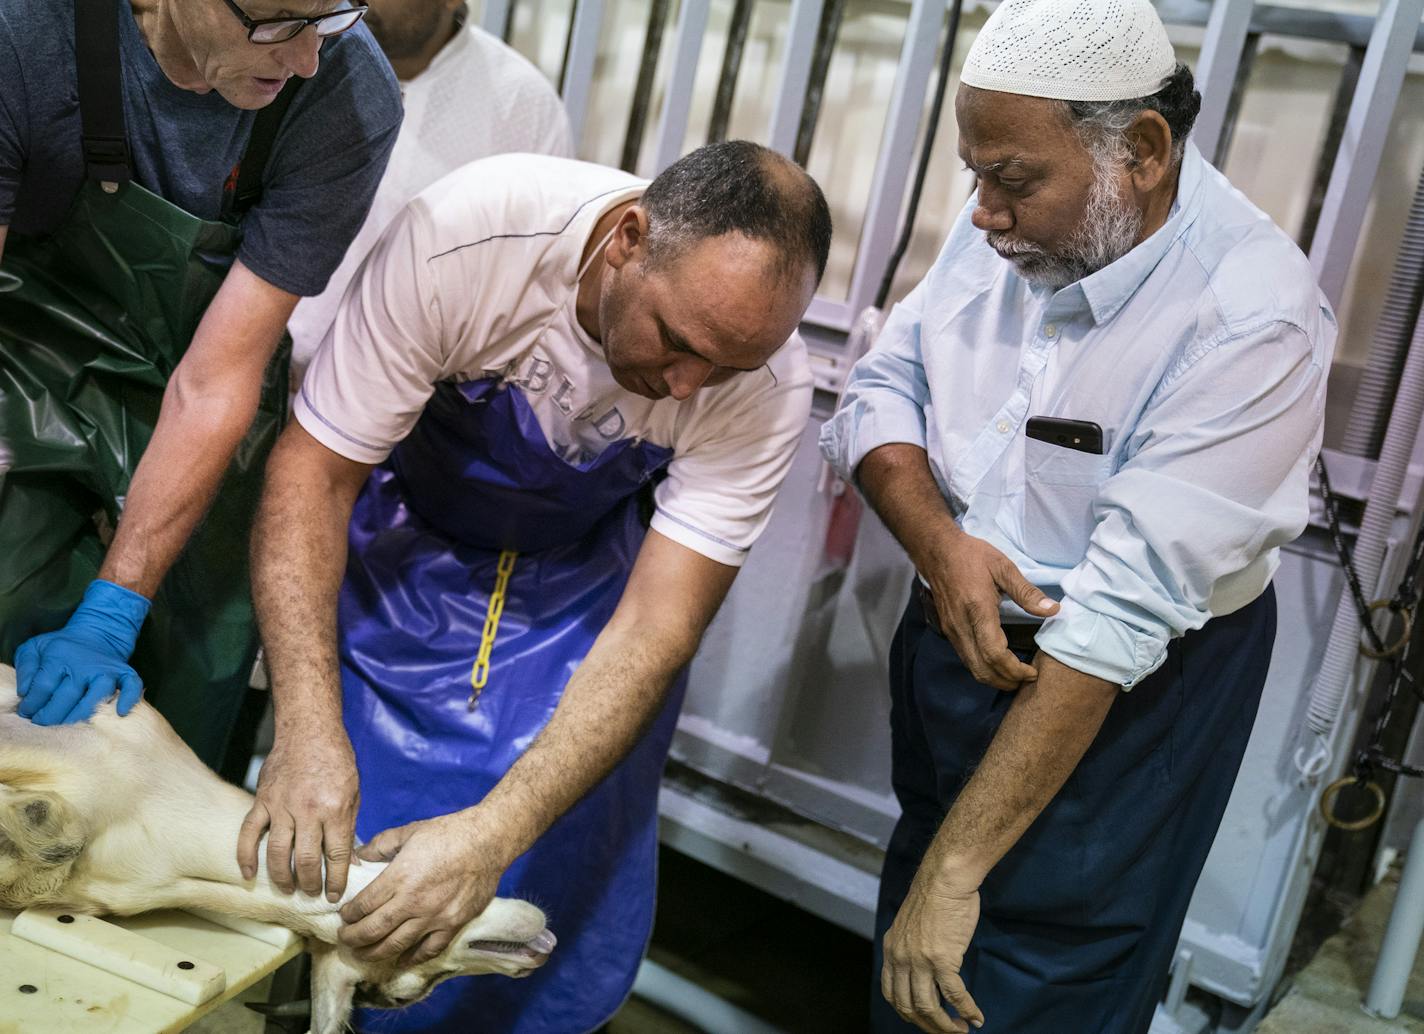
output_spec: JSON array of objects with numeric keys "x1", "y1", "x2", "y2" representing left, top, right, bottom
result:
[
  {"x1": 1318, "y1": 775, "x2": 1387, "y2": 831},
  {"x1": 1360, "y1": 599, "x2": 1414, "y2": 659}
]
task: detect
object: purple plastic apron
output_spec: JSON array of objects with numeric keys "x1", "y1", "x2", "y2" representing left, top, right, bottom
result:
[{"x1": 341, "y1": 373, "x2": 680, "y2": 1033}]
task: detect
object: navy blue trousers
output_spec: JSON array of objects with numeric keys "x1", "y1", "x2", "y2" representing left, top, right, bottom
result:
[{"x1": 872, "y1": 587, "x2": 1276, "y2": 1034}]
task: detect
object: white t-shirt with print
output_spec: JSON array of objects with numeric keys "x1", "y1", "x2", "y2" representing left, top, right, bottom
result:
[{"x1": 294, "y1": 154, "x2": 814, "y2": 568}]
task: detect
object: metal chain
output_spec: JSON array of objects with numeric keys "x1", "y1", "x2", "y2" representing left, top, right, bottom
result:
[
  {"x1": 1355, "y1": 516, "x2": 1424, "y2": 782},
  {"x1": 1315, "y1": 454, "x2": 1388, "y2": 655},
  {"x1": 469, "y1": 550, "x2": 519, "y2": 711},
  {"x1": 1316, "y1": 455, "x2": 1424, "y2": 830}
]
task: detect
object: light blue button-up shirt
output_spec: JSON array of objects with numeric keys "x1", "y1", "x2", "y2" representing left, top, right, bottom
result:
[{"x1": 820, "y1": 144, "x2": 1336, "y2": 688}]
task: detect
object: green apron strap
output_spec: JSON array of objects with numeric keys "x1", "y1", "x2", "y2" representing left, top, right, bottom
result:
[
  {"x1": 74, "y1": 0, "x2": 132, "y2": 189},
  {"x1": 73, "y1": 0, "x2": 299, "y2": 217}
]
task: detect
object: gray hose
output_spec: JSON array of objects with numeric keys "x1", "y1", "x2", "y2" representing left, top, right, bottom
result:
[
  {"x1": 1306, "y1": 288, "x2": 1424, "y2": 736},
  {"x1": 1340, "y1": 164, "x2": 1424, "y2": 458}
]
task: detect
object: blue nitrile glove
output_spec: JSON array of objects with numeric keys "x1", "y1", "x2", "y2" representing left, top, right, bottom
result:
[{"x1": 15, "y1": 579, "x2": 151, "y2": 725}]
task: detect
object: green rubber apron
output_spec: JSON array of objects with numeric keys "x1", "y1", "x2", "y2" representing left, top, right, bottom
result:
[{"x1": 0, "y1": 0, "x2": 293, "y2": 769}]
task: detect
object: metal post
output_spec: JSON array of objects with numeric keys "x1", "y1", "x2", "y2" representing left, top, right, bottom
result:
[
  {"x1": 1299, "y1": 46, "x2": 1365, "y2": 254},
  {"x1": 480, "y1": 0, "x2": 512, "y2": 42},
  {"x1": 708, "y1": 0, "x2": 755, "y2": 144},
  {"x1": 1365, "y1": 818, "x2": 1424, "y2": 1017},
  {"x1": 652, "y1": 0, "x2": 710, "y2": 173},
  {"x1": 793, "y1": 0, "x2": 848, "y2": 166},
  {"x1": 1307, "y1": 0, "x2": 1424, "y2": 308},
  {"x1": 1164, "y1": 949, "x2": 1194, "y2": 1018},
  {"x1": 766, "y1": 0, "x2": 826, "y2": 156},
  {"x1": 1191, "y1": 0, "x2": 1256, "y2": 161},
  {"x1": 1213, "y1": 32, "x2": 1259, "y2": 168},
  {"x1": 561, "y1": 0, "x2": 607, "y2": 152},
  {"x1": 844, "y1": 0, "x2": 943, "y2": 316},
  {"x1": 621, "y1": 0, "x2": 672, "y2": 172}
]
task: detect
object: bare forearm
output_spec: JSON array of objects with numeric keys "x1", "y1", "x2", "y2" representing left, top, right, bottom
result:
[
  {"x1": 857, "y1": 443, "x2": 961, "y2": 573},
  {"x1": 928, "y1": 653, "x2": 1117, "y2": 884},
  {"x1": 251, "y1": 428, "x2": 369, "y2": 742},
  {"x1": 99, "y1": 375, "x2": 262, "y2": 596},
  {"x1": 98, "y1": 260, "x2": 294, "y2": 598},
  {"x1": 468, "y1": 623, "x2": 690, "y2": 868}
]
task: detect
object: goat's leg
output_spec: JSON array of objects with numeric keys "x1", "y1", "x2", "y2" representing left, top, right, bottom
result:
[
  {"x1": 0, "y1": 783, "x2": 88, "y2": 909},
  {"x1": 161, "y1": 875, "x2": 345, "y2": 942},
  {"x1": 309, "y1": 942, "x2": 362, "y2": 1034},
  {"x1": 89, "y1": 854, "x2": 390, "y2": 942}
]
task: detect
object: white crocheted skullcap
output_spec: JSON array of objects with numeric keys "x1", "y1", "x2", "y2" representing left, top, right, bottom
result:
[{"x1": 961, "y1": 0, "x2": 1178, "y2": 103}]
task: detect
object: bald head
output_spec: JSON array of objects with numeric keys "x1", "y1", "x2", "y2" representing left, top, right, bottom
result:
[{"x1": 640, "y1": 141, "x2": 833, "y2": 286}]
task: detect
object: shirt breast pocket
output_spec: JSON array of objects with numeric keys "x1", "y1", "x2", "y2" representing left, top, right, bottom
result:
[{"x1": 1023, "y1": 437, "x2": 1114, "y2": 567}]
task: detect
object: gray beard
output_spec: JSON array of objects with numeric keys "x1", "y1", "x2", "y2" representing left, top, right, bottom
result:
[{"x1": 987, "y1": 154, "x2": 1145, "y2": 291}]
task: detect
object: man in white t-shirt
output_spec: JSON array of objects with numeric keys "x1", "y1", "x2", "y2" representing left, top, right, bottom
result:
[
  {"x1": 239, "y1": 142, "x2": 831, "y2": 1034},
  {"x1": 286, "y1": 0, "x2": 574, "y2": 377}
]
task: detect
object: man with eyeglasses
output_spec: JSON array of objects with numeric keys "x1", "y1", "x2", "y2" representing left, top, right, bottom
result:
[{"x1": 0, "y1": 0, "x2": 401, "y2": 758}]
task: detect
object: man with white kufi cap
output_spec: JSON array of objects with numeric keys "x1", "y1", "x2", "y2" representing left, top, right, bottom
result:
[{"x1": 821, "y1": 0, "x2": 1336, "y2": 1030}]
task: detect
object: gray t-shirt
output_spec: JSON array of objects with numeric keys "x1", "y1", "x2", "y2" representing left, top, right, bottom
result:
[{"x1": 0, "y1": 0, "x2": 403, "y2": 297}]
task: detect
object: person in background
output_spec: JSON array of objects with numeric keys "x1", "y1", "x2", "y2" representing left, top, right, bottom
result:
[
  {"x1": 287, "y1": 0, "x2": 574, "y2": 377},
  {"x1": 820, "y1": 0, "x2": 1336, "y2": 1030}
]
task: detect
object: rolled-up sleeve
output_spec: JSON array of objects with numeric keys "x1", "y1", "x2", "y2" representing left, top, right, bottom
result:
[
  {"x1": 1036, "y1": 320, "x2": 1329, "y2": 687},
  {"x1": 818, "y1": 278, "x2": 932, "y2": 480}
]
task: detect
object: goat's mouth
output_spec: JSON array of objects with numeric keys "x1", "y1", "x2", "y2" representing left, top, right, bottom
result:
[{"x1": 466, "y1": 927, "x2": 557, "y2": 968}]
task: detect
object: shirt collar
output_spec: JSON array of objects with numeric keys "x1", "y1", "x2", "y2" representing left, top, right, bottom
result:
[{"x1": 1070, "y1": 143, "x2": 1206, "y2": 326}]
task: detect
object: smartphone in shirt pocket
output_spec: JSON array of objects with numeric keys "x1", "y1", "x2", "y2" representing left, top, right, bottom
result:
[
  {"x1": 1025, "y1": 416, "x2": 1104, "y2": 454},
  {"x1": 1023, "y1": 417, "x2": 1114, "y2": 566}
]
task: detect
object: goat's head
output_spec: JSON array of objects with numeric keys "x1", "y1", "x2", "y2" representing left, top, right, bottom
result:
[{"x1": 310, "y1": 895, "x2": 555, "y2": 1033}]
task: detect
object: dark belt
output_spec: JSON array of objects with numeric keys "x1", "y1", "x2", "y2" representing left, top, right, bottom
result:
[{"x1": 917, "y1": 582, "x2": 1041, "y2": 652}]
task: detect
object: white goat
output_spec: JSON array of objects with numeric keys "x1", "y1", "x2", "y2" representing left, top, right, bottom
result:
[{"x1": 0, "y1": 664, "x2": 554, "y2": 1033}]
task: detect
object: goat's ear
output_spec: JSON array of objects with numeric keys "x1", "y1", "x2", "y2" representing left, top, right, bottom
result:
[{"x1": 308, "y1": 943, "x2": 361, "y2": 1034}]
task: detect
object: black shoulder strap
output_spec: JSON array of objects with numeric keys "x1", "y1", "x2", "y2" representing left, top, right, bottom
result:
[
  {"x1": 75, "y1": 0, "x2": 132, "y2": 186},
  {"x1": 230, "y1": 77, "x2": 303, "y2": 218}
]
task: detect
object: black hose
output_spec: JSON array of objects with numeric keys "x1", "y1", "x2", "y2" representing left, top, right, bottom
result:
[{"x1": 874, "y1": 0, "x2": 965, "y2": 310}]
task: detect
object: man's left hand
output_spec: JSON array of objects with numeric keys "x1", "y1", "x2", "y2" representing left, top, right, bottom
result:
[
  {"x1": 882, "y1": 862, "x2": 985, "y2": 1033},
  {"x1": 337, "y1": 813, "x2": 505, "y2": 965}
]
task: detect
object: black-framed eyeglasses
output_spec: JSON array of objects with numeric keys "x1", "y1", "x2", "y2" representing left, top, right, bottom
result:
[{"x1": 220, "y1": 0, "x2": 368, "y2": 44}]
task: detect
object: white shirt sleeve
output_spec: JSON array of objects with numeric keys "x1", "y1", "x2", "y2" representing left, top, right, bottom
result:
[
  {"x1": 651, "y1": 339, "x2": 814, "y2": 567},
  {"x1": 293, "y1": 198, "x2": 450, "y2": 464}
]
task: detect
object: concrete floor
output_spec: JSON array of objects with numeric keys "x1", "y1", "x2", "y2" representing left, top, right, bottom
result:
[
  {"x1": 1258, "y1": 867, "x2": 1424, "y2": 1034},
  {"x1": 185, "y1": 976, "x2": 271, "y2": 1034}
]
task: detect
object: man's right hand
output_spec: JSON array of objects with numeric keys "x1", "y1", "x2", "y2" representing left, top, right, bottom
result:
[
  {"x1": 921, "y1": 526, "x2": 1059, "y2": 690},
  {"x1": 237, "y1": 731, "x2": 360, "y2": 902}
]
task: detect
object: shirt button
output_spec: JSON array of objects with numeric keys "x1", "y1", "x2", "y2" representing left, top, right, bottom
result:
[
  {"x1": 997, "y1": 420, "x2": 1010, "y2": 433},
  {"x1": 1044, "y1": 323, "x2": 1059, "y2": 338}
]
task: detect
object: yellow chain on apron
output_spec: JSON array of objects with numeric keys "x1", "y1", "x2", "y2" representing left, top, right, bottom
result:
[
  {"x1": 461, "y1": 219, "x2": 621, "y2": 712},
  {"x1": 469, "y1": 549, "x2": 519, "y2": 710}
]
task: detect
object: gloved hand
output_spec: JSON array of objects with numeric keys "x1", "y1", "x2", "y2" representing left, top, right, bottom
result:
[{"x1": 15, "y1": 579, "x2": 151, "y2": 725}]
